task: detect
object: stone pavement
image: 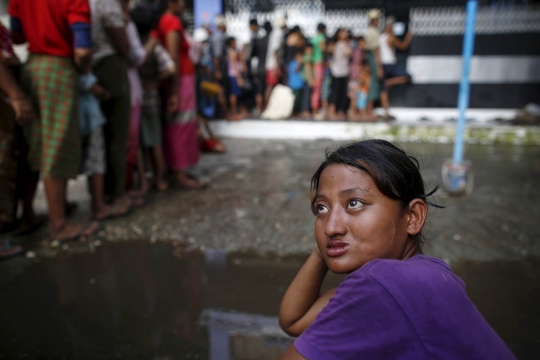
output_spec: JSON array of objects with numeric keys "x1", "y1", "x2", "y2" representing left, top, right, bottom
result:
[{"x1": 7, "y1": 138, "x2": 539, "y2": 264}]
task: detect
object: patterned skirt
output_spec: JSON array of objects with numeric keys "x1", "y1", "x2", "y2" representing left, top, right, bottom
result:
[
  {"x1": 0, "y1": 99, "x2": 18, "y2": 223},
  {"x1": 162, "y1": 74, "x2": 199, "y2": 171},
  {"x1": 20, "y1": 55, "x2": 81, "y2": 178}
]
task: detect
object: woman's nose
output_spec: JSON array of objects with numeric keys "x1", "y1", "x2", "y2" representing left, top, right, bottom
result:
[{"x1": 324, "y1": 208, "x2": 347, "y2": 237}]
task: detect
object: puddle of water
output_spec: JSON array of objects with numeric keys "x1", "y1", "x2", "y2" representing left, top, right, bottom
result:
[{"x1": 0, "y1": 241, "x2": 538, "y2": 359}]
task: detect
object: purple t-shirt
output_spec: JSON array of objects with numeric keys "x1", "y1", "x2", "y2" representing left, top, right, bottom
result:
[{"x1": 295, "y1": 255, "x2": 515, "y2": 360}]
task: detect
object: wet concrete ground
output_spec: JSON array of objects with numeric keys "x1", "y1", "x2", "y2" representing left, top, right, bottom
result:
[{"x1": 1, "y1": 139, "x2": 539, "y2": 359}]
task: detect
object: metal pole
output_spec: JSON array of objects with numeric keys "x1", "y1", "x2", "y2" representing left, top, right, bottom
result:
[{"x1": 453, "y1": 0, "x2": 478, "y2": 164}]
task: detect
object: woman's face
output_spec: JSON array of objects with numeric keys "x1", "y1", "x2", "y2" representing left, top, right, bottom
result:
[
  {"x1": 314, "y1": 164, "x2": 412, "y2": 274},
  {"x1": 339, "y1": 30, "x2": 348, "y2": 40}
]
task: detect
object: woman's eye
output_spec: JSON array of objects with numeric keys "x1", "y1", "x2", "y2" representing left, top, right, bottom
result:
[
  {"x1": 316, "y1": 204, "x2": 329, "y2": 214},
  {"x1": 347, "y1": 199, "x2": 362, "y2": 209}
]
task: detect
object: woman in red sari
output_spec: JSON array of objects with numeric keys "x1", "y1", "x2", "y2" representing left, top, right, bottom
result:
[{"x1": 157, "y1": 0, "x2": 205, "y2": 189}]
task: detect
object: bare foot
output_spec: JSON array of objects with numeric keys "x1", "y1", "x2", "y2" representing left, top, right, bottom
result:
[
  {"x1": 49, "y1": 221, "x2": 100, "y2": 241},
  {"x1": 93, "y1": 201, "x2": 130, "y2": 221},
  {"x1": 155, "y1": 179, "x2": 169, "y2": 192},
  {"x1": 226, "y1": 114, "x2": 242, "y2": 122},
  {"x1": 173, "y1": 173, "x2": 207, "y2": 190}
]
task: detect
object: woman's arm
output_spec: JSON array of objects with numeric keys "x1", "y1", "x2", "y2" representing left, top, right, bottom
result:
[
  {"x1": 107, "y1": 26, "x2": 130, "y2": 57},
  {"x1": 279, "y1": 248, "x2": 336, "y2": 337},
  {"x1": 165, "y1": 30, "x2": 180, "y2": 114},
  {"x1": 390, "y1": 32, "x2": 413, "y2": 51},
  {"x1": 0, "y1": 62, "x2": 35, "y2": 124}
]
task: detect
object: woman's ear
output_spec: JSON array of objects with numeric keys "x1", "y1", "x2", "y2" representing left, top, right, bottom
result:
[{"x1": 406, "y1": 199, "x2": 428, "y2": 236}]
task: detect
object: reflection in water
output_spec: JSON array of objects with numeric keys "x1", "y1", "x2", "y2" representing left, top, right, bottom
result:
[
  {"x1": 200, "y1": 310, "x2": 291, "y2": 360},
  {"x1": 0, "y1": 241, "x2": 538, "y2": 359}
]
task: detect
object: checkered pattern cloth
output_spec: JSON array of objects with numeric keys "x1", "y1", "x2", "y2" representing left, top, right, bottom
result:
[{"x1": 21, "y1": 55, "x2": 81, "y2": 178}]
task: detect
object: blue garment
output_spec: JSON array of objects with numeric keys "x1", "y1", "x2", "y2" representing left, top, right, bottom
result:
[
  {"x1": 288, "y1": 60, "x2": 304, "y2": 90},
  {"x1": 356, "y1": 90, "x2": 368, "y2": 110},
  {"x1": 79, "y1": 73, "x2": 106, "y2": 137}
]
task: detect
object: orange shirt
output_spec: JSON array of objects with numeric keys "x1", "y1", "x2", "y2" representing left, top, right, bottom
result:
[
  {"x1": 8, "y1": 0, "x2": 90, "y2": 57},
  {"x1": 157, "y1": 13, "x2": 194, "y2": 76}
]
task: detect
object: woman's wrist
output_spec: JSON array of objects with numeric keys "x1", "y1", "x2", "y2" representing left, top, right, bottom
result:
[{"x1": 9, "y1": 91, "x2": 27, "y2": 101}]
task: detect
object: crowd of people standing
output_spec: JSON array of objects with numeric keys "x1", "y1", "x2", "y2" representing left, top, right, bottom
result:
[
  {"x1": 0, "y1": 0, "x2": 413, "y2": 258},
  {"x1": 0, "y1": 0, "x2": 228, "y2": 258},
  {"x1": 202, "y1": 9, "x2": 413, "y2": 121}
]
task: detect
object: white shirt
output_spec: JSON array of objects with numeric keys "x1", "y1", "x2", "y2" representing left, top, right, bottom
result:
[
  {"x1": 379, "y1": 32, "x2": 396, "y2": 65},
  {"x1": 90, "y1": 0, "x2": 126, "y2": 64},
  {"x1": 265, "y1": 28, "x2": 284, "y2": 70},
  {"x1": 363, "y1": 25, "x2": 380, "y2": 51},
  {"x1": 330, "y1": 41, "x2": 351, "y2": 77},
  {"x1": 126, "y1": 21, "x2": 145, "y2": 104}
]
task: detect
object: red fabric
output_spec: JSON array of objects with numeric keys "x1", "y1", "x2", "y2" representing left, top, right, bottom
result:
[
  {"x1": 8, "y1": 0, "x2": 90, "y2": 57},
  {"x1": 157, "y1": 13, "x2": 194, "y2": 75}
]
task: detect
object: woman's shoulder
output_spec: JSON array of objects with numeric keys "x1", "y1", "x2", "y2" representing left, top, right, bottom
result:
[
  {"x1": 345, "y1": 255, "x2": 463, "y2": 295},
  {"x1": 159, "y1": 13, "x2": 182, "y2": 32}
]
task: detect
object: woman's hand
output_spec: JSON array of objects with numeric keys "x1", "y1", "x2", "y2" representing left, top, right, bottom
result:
[{"x1": 10, "y1": 95, "x2": 36, "y2": 125}]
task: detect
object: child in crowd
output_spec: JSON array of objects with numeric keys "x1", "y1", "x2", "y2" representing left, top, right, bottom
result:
[
  {"x1": 348, "y1": 36, "x2": 364, "y2": 120},
  {"x1": 131, "y1": 4, "x2": 175, "y2": 191},
  {"x1": 301, "y1": 44, "x2": 314, "y2": 119},
  {"x1": 226, "y1": 37, "x2": 244, "y2": 120},
  {"x1": 288, "y1": 51, "x2": 305, "y2": 116},
  {"x1": 78, "y1": 73, "x2": 126, "y2": 220},
  {"x1": 317, "y1": 40, "x2": 333, "y2": 121},
  {"x1": 357, "y1": 59, "x2": 377, "y2": 121}
]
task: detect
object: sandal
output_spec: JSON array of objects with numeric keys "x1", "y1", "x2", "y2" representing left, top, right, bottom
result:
[
  {"x1": 0, "y1": 242, "x2": 24, "y2": 260},
  {"x1": 201, "y1": 138, "x2": 226, "y2": 153}
]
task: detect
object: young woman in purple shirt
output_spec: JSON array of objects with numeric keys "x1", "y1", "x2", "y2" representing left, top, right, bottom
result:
[{"x1": 279, "y1": 139, "x2": 515, "y2": 360}]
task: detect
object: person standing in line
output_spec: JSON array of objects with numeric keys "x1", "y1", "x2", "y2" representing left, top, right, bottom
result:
[
  {"x1": 210, "y1": 15, "x2": 231, "y2": 118},
  {"x1": 157, "y1": 0, "x2": 206, "y2": 189},
  {"x1": 0, "y1": 21, "x2": 40, "y2": 237},
  {"x1": 226, "y1": 37, "x2": 245, "y2": 119},
  {"x1": 347, "y1": 35, "x2": 364, "y2": 120},
  {"x1": 239, "y1": 19, "x2": 259, "y2": 114},
  {"x1": 288, "y1": 51, "x2": 305, "y2": 117},
  {"x1": 300, "y1": 43, "x2": 314, "y2": 119},
  {"x1": 9, "y1": 0, "x2": 100, "y2": 241},
  {"x1": 0, "y1": 61, "x2": 35, "y2": 258},
  {"x1": 251, "y1": 21, "x2": 272, "y2": 117},
  {"x1": 121, "y1": 0, "x2": 158, "y2": 202},
  {"x1": 379, "y1": 15, "x2": 413, "y2": 117},
  {"x1": 328, "y1": 28, "x2": 352, "y2": 121},
  {"x1": 363, "y1": 9, "x2": 386, "y2": 120},
  {"x1": 132, "y1": 4, "x2": 175, "y2": 191},
  {"x1": 264, "y1": 16, "x2": 286, "y2": 106},
  {"x1": 90, "y1": 0, "x2": 133, "y2": 213},
  {"x1": 283, "y1": 26, "x2": 305, "y2": 87},
  {"x1": 309, "y1": 23, "x2": 327, "y2": 118}
]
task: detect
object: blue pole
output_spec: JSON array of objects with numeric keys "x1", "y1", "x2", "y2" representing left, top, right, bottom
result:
[{"x1": 453, "y1": 0, "x2": 478, "y2": 164}]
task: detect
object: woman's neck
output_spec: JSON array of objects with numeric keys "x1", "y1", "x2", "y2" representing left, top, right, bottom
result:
[{"x1": 401, "y1": 238, "x2": 422, "y2": 260}]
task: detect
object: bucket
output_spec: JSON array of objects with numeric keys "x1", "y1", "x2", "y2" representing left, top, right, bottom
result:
[{"x1": 442, "y1": 159, "x2": 473, "y2": 196}]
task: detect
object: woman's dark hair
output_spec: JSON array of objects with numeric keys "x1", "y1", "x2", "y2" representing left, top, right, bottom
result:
[
  {"x1": 331, "y1": 28, "x2": 342, "y2": 43},
  {"x1": 226, "y1": 36, "x2": 236, "y2": 48},
  {"x1": 263, "y1": 21, "x2": 273, "y2": 33},
  {"x1": 131, "y1": 4, "x2": 160, "y2": 38},
  {"x1": 310, "y1": 140, "x2": 441, "y2": 244},
  {"x1": 317, "y1": 22, "x2": 326, "y2": 32}
]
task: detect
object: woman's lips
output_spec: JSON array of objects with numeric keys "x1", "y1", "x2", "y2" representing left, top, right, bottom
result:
[{"x1": 326, "y1": 241, "x2": 349, "y2": 257}]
